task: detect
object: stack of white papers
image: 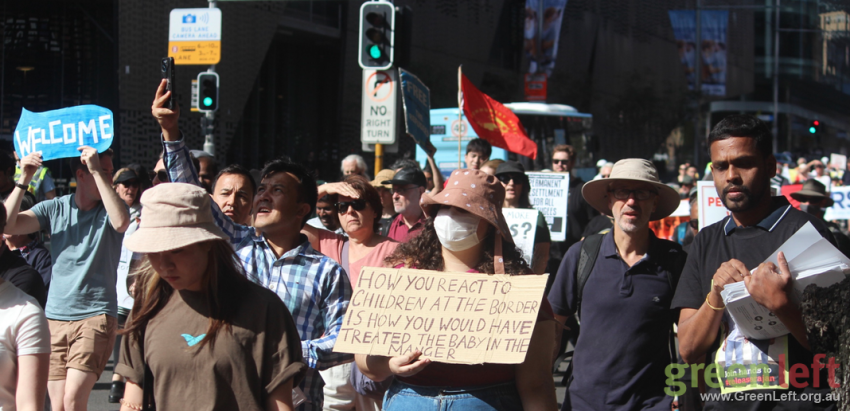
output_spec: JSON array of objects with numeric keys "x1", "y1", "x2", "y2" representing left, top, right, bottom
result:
[{"x1": 720, "y1": 222, "x2": 850, "y2": 340}]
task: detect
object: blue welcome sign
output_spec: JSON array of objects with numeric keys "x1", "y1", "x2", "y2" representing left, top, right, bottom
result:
[{"x1": 14, "y1": 105, "x2": 115, "y2": 161}]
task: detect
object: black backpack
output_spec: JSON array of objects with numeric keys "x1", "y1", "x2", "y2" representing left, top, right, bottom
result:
[{"x1": 557, "y1": 233, "x2": 687, "y2": 387}]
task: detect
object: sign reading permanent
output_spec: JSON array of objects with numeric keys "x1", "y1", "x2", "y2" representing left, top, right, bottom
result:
[
  {"x1": 399, "y1": 68, "x2": 435, "y2": 156},
  {"x1": 168, "y1": 8, "x2": 222, "y2": 65},
  {"x1": 361, "y1": 69, "x2": 397, "y2": 144},
  {"x1": 14, "y1": 106, "x2": 114, "y2": 161},
  {"x1": 527, "y1": 172, "x2": 569, "y2": 242},
  {"x1": 334, "y1": 267, "x2": 548, "y2": 364}
]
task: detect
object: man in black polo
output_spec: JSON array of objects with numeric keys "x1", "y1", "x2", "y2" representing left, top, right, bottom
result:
[
  {"x1": 548, "y1": 158, "x2": 685, "y2": 411},
  {"x1": 673, "y1": 114, "x2": 836, "y2": 410}
]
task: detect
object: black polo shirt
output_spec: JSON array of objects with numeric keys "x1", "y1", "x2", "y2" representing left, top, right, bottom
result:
[
  {"x1": 672, "y1": 196, "x2": 837, "y2": 410},
  {"x1": 549, "y1": 231, "x2": 683, "y2": 411}
]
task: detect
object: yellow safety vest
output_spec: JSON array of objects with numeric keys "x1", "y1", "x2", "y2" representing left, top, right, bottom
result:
[{"x1": 14, "y1": 165, "x2": 49, "y2": 195}]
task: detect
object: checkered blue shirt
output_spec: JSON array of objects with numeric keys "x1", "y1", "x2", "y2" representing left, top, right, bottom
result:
[{"x1": 163, "y1": 138, "x2": 352, "y2": 410}]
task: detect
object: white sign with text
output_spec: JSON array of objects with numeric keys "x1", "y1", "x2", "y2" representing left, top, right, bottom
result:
[
  {"x1": 502, "y1": 208, "x2": 539, "y2": 265},
  {"x1": 698, "y1": 181, "x2": 730, "y2": 230},
  {"x1": 527, "y1": 172, "x2": 569, "y2": 242}
]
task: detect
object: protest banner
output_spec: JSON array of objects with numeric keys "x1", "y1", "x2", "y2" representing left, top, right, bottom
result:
[
  {"x1": 824, "y1": 185, "x2": 850, "y2": 220},
  {"x1": 697, "y1": 181, "x2": 729, "y2": 230},
  {"x1": 334, "y1": 267, "x2": 548, "y2": 364},
  {"x1": 399, "y1": 68, "x2": 436, "y2": 156},
  {"x1": 527, "y1": 172, "x2": 568, "y2": 241},
  {"x1": 502, "y1": 208, "x2": 540, "y2": 265},
  {"x1": 14, "y1": 106, "x2": 114, "y2": 161}
]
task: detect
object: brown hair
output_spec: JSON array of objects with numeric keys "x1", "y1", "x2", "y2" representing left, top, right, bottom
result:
[
  {"x1": 384, "y1": 218, "x2": 530, "y2": 275},
  {"x1": 122, "y1": 240, "x2": 252, "y2": 350},
  {"x1": 552, "y1": 144, "x2": 575, "y2": 159},
  {"x1": 344, "y1": 174, "x2": 383, "y2": 233}
]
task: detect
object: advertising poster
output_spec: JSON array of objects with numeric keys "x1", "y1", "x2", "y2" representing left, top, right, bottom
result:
[{"x1": 668, "y1": 10, "x2": 728, "y2": 96}]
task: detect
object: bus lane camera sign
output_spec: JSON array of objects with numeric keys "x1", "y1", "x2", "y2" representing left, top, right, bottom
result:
[{"x1": 361, "y1": 69, "x2": 397, "y2": 144}]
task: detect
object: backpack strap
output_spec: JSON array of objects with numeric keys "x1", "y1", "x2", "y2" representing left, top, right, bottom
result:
[{"x1": 575, "y1": 233, "x2": 605, "y2": 321}]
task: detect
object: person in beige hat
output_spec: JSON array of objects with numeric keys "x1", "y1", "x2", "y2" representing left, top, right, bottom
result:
[
  {"x1": 371, "y1": 169, "x2": 397, "y2": 236},
  {"x1": 548, "y1": 158, "x2": 686, "y2": 411},
  {"x1": 356, "y1": 169, "x2": 558, "y2": 411},
  {"x1": 116, "y1": 183, "x2": 306, "y2": 411}
]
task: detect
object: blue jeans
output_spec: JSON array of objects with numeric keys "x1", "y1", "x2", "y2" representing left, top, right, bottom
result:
[{"x1": 383, "y1": 380, "x2": 522, "y2": 411}]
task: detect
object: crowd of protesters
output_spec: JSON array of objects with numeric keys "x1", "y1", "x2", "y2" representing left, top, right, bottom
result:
[{"x1": 0, "y1": 78, "x2": 846, "y2": 411}]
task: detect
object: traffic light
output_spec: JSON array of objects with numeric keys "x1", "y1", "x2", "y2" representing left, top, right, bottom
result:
[
  {"x1": 359, "y1": 1, "x2": 395, "y2": 70},
  {"x1": 197, "y1": 72, "x2": 219, "y2": 113},
  {"x1": 809, "y1": 120, "x2": 820, "y2": 134}
]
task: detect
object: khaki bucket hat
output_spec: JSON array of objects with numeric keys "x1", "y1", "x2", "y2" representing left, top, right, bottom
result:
[
  {"x1": 790, "y1": 179, "x2": 834, "y2": 207},
  {"x1": 582, "y1": 158, "x2": 680, "y2": 221},
  {"x1": 125, "y1": 183, "x2": 229, "y2": 253}
]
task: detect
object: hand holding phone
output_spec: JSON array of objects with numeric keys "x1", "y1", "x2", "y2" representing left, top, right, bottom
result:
[{"x1": 161, "y1": 57, "x2": 175, "y2": 110}]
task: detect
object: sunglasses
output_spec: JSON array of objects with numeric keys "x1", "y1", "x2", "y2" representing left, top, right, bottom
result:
[
  {"x1": 391, "y1": 186, "x2": 419, "y2": 195},
  {"x1": 149, "y1": 170, "x2": 169, "y2": 182},
  {"x1": 496, "y1": 173, "x2": 524, "y2": 184},
  {"x1": 552, "y1": 159, "x2": 571, "y2": 165},
  {"x1": 609, "y1": 188, "x2": 656, "y2": 201},
  {"x1": 335, "y1": 200, "x2": 367, "y2": 214}
]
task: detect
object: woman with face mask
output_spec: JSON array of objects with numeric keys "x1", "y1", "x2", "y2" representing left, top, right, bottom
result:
[
  {"x1": 494, "y1": 161, "x2": 551, "y2": 274},
  {"x1": 355, "y1": 169, "x2": 558, "y2": 411}
]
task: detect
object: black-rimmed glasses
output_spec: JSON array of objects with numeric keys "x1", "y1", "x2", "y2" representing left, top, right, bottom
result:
[{"x1": 609, "y1": 188, "x2": 656, "y2": 201}]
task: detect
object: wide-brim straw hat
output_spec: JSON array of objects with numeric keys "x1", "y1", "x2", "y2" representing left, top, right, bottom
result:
[
  {"x1": 125, "y1": 183, "x2": 229, "y2": 253},
  {"x1": 790, "y1": 179, "x2": 834, "y2": 207},
  {"x1": 582, "y1": 159, "x2": 681, "y2": 221}
]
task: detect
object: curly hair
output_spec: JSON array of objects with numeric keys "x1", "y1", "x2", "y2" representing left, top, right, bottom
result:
[
  {"x1": 384, "y1": 218, "x2": 530, "y2": 275},
  {"x1": 343, "y1": 174, "x2": 383, "y2": 233}
]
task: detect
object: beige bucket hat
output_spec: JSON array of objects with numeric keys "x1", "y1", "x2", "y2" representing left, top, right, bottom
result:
[
  {"x1": 125, "y1": 183, "x2": 229, "y2": 253},
  {"x1": 582, "y1": 158, "x2": 680, "y2": 221}
]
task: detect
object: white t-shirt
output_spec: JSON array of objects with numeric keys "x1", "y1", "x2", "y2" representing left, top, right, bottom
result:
[{"x1": 0, "y1": 280, "x2": 50, "y2": 410}]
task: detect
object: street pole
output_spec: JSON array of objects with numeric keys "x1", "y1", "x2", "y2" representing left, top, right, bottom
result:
[
  {"x1": 203, "y1": 0, "x2": 218, "y2": 156},
  {"x1": 772, "y1": 0, "x2": 780, "y2": 153},
  {"x1": 375, "y1": 143, "x2": 383, "y2": 171},
  {"x1": 694, "y1": 0, "x2": 702, "y2": 170}
]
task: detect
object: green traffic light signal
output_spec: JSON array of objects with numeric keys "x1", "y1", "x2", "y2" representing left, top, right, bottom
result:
[
  {"x1": 204, "y1": 97, "x2": 213, "y2": 107},
  {"x1": 809, "y1": 126, "x2": 816, "y2": 134},
  {"x1": 369, "y1": 45, "x2": 382, "y2": 59}
]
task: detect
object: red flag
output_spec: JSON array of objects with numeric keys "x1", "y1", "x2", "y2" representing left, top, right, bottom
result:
[{"x1": 461, "y1": 73, "x2": 538, "y2": 159}]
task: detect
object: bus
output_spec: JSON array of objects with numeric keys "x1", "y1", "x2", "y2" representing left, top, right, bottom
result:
[{"x1": 416, "y1": 103, "x2": 593, "y2": 178}]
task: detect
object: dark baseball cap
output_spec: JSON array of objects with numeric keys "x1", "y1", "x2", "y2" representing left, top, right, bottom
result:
[
  {"x1": 382, "y1": 166, "x2": 427, "y2": 187},
  {"x1": 114, "y1": 168, "x2": 139, "y2": 185}
]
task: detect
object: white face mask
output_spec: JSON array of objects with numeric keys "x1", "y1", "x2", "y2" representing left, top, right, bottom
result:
[{"x1": 434, "y1": 207, "x2": 482, "y2": 251}]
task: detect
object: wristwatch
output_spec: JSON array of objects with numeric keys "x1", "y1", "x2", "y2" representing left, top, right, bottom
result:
[{"x1": 15, "y1": 183, "x2": 28, "y2": 191}]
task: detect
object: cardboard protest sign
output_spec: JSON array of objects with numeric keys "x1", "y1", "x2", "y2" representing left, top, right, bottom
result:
[
  {"x1": 14, "y1": 106, "x2": 114, "y2": 161},
  {"x1": 697, "y1": 181, "x2": 729, "y2": 230},
  {"x1": 527, "y1": 172, "x2": 569, "y2": 241},
  {"x1": 831, "y1": 153, "x2": 846, "y2": 171},
  {"x1": 334, "y1": 267, "x2": 549, "y2": 364},
  {"x1": 399, "y1": 68, "x2": 436, "y2": 157},
  {"x1": 502, "y1": 208, "x2": 539, "y2": 265}
]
